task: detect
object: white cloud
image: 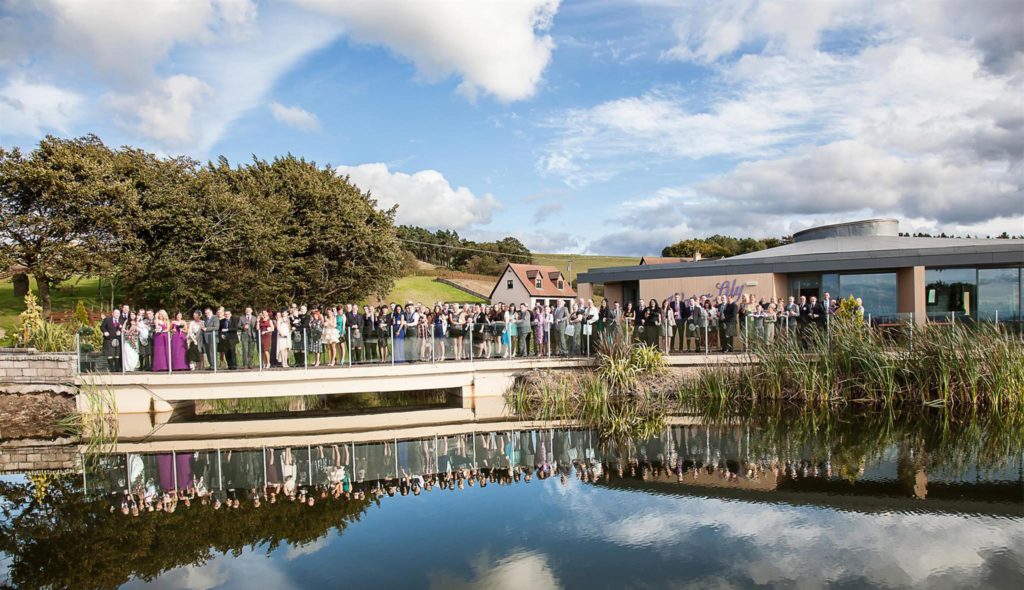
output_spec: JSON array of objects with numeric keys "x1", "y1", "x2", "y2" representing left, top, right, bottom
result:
[
  {"x1": 43, "y1": 0, "x2": 224, "y2": 84},
  {"x1": 0, "y1": 77, "x2": 82, "y2": 137},
  {"x1": 270, "y1": 102, "x2": 321, "y2": 132},
  {"x1": 544, "y1": 5, "x2": 1023, "y2": 241},
  {"x1": 295, "y1": 0, "x2": 560, "y2": 101},
  {"x1": 109, "y1": 75, "x2": 213, "y2": 146},
  {"x1": 337, "y1": 163, "x2": 500, "y2": 231}
]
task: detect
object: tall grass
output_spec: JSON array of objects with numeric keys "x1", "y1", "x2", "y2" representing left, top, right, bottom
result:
[
  {"x1": 695, "y1": 317, "x2": 1024, "y2": 408},
  {"x1": 507, "y1": 318, "x2": 1022, "y2": 438},
  {"x1": 57, "y1": 378, "x2": 118, "y2": 465}
]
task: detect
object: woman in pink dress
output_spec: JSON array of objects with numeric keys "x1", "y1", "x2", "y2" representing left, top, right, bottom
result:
[
  {"x1": 151, "y1": 310, "x2": 171, "y2": 372},
  {"x1": 171, "y1": 312, "x2": 190, "y2": 371}
]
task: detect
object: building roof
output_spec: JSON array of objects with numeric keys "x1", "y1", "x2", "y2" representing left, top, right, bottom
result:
[
  {"x1": 639, "y1": 256, "x2": 693, "y2": 265},
  {"x1": 491, "y1": 263, "x2": 577, "y2": 299},
  {"x1": 579, "y1": 235, "x2": 1024, "y2": 284}
]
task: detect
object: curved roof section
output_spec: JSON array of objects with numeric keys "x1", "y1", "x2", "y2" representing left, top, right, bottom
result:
[{"x1": 578, "y1": 235, "x2": 1024, "y2": 283}]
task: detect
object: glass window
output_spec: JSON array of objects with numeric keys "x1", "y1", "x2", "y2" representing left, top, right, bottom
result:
[
  {"x1": 506, "y1": 279, "x2": 513, "y2": 289},
  {"x1": 821, "y1": 274, "x2": 840, "y2": 300},
  {"x1": 926, "y1": 268, "x2": 977, "y2": 317},
  {"x1": 789, "y1": 275, "x2": 821, "y2": 300},
  {"x1": 838, "y1": 273, "x2": 897, "y2": 318},
  {"x1": 978, "y1": 267, "x2": 1021, "y2": 321}
]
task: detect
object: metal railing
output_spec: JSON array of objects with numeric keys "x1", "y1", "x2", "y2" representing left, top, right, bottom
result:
[{"x1": 75, "y1": 310, "x2": 1024, "y2": 373}]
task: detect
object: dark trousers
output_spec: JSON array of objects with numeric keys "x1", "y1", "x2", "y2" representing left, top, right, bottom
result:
[
  {"x1": 107, "y1": 354, "x2": 121, "y2": 372},
  {"x1": 223, "y1": 339, "x2": 238, "y2": 369},
  {"x1": 139, "y1": 342, "x2": 152, "y2": 370},
  {"x1": 240, "y1": 336, "x2": 256, "y2": 368}
]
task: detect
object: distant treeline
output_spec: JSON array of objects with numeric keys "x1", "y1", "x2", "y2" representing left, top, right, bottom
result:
[
  {"x1": 662, "y1": 230, "x2": 1021, "y2": 259},
  {"x1": 397, "y1": 226, "x2": 531, "y2": 275},
  {"x1": 661, "y1": 235, "x2": 790, "y2": 258}
]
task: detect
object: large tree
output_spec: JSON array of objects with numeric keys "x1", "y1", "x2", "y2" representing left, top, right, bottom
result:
[{"x1": 0, "y1": 135, "x2": 138, "y2": 314}]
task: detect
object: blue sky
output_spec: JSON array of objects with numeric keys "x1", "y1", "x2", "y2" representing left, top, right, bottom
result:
[{"x1": 1, "y1": 0, "x2": 1022, "y2": 254}]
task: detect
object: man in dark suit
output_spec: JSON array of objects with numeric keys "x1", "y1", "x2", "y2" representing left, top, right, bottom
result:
[
  {"x1": 346, "y1": 305, "x2": 364, "y2": 362},
  {"x1": 798, "y1": 296, "x2": 814, "y2": 349},
  {"x1": 221, "y1": 310, "x2": 239, "y2": 369},
  {"x1": 722, "y1": 296, "x2": 739, "y2": 352},
  {"x1": 238, "y1": 306, "x2": 258, "y2": 369},
  {"x1": 100, "y1": 309, "x2": 123, "y2": 372},
  {"x1": 201, "y1": 308, "x2": 218, "y2": 369}
]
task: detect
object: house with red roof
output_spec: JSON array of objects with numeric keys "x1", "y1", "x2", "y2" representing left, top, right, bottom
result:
[{"x1": 488, "y1": 263, "x2": 577, "y2": 309}]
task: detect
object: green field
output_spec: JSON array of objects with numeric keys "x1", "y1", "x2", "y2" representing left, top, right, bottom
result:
[
  {"x1": 375, "y1": 276, "x2": 485, "y2": 305},
  {"x1": 532, "y1": 253, "x2": 639, "y2": 283},
  {"x1": 0, "y1": 276, "x2": 107, "y2": 338}
]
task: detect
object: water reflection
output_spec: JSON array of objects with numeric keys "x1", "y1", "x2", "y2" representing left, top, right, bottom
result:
[{"x1": 2, "y1": 412, "x2": 1022, "y2": 589}]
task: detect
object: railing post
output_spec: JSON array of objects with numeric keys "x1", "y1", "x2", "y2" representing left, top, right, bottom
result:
[
  {"x1": 120, "y1": 329, "x2": 126, "y2": 373},
  {"x1": 213, "y1": 332, "x2": 218, "y2": 373},
  {"x1": 470, "y1": 322, "x2": 474, "y2": 363},
  {"x1": 704, "y1": 323, "x2": 709, "y2": 355},
  {"x1": 217, "y1": 449, "x2": 223, "y2": 490},
  {"x1": 172, "y1": 451, "x2": 178, "y2": 493},
  {"x1": 431, "y1": 327, "x2": 435, "y2": 364},
  {"x1": 262, "y1": 448, "x2": 268, "y2": 489},
  {"x1": 307, "y1": 444, "x2": 312, "y2": 485},
  {"x1": 257, "y1": 326, "x2": 263, "y2": 373},
  {"x1": 303, "y1": 329, "x2": 308, "y2": 371},
  {"x1": 74, "y1": 333, "x2": 81, "y2": 375},
  {"x1": 167, "y1": 328, "x2": 172, "y2": 374},
  {"x1": 348, "y1": 326, "x2": 353, "y2": 367},
  {"x1": 391, "y1": 325, "x2": 395, "y2": 366}
]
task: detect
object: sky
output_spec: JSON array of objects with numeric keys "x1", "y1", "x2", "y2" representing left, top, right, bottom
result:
[{"x1": 1, "y1": 0, "x2": 1022, "y2": 255}]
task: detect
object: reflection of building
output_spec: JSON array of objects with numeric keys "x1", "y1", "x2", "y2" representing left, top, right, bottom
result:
[
  {"x1": 489, "y1": 263, "x2": 576, "y2": 309},
  {"x1": 578, "y1": 219, "x2": 1024, "y2": 324}
]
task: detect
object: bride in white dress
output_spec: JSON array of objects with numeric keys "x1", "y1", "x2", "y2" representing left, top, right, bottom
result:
[
  {"x1": 276, "y1": 311, "x2": 291, "y2": 367},
  {"x1": 122, "y1": 313, "x2": 141, "y2": 371}
]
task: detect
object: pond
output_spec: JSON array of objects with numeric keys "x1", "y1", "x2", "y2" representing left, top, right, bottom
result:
[{"x1": 1, "y1": 409, "x2": 1022, "y2": 589}]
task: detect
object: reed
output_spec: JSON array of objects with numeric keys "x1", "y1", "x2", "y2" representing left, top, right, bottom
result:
[{"x1": 704, "y1": 317, "x2": 1024, "y2": 408}]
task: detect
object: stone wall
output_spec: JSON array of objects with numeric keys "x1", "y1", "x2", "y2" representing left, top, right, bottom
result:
[
  {"x1": 0, "y1": 438, "x2": 80, "y2": 473},
  {"x1": 0, "y1": 348, "x2": 77, "y2": 384}
]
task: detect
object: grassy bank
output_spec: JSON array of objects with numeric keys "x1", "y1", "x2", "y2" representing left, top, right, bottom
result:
[
  {"x1": 533, "y1": 253, "x2": 639, "y2": 284},
  {"x1": 373, "y1": 275, "x2": 486, "y2": 305},
  {"x1": 0, "y1": 276, "x2": 105, "y2": 337}
]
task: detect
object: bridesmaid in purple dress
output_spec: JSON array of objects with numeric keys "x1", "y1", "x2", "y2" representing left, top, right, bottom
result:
[
  {"x1": 171, "y1": 312, "x2": 190, "y2": 371},
  {"x1": 175, "y1": 451, "x2": 193, "y2": 491},
  {"x1": 151, "y1": 311, "x2": 171, "y2": 372},
  {"x1": 157, "y1": 453, "x2": 175, "y2": 492}
]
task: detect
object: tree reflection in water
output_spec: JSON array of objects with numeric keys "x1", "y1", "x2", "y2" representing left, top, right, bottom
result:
[{"x1": 1, "y1": 409, "x2": 1021, "y2": 590}]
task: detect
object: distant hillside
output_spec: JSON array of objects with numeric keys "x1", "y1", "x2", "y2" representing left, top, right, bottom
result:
[{"x1": 533, "y1": 254, "x2": 639, "y2": 283}]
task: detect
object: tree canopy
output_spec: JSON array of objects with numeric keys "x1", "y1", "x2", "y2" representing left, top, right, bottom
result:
[
  {"x1": 0, "y1": 135, "x2": 405, "y2": 312},
  {"x1": 396, "y1": 226, "x2": 531, "y2": 274},
  {"x1": 661, "y1": 235, "x2": 789, "y2": 258}
]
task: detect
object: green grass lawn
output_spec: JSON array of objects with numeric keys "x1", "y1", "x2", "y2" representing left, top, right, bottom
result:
[
  {"x1": 376, "y1": 275, "x2": 485, "y2": 305},
  {"x1": 0, "y1": 276, "x2": 107, "y2": 337},
  {"x1": 533, "y1": 253, "x2": 639, "y2": 283}
]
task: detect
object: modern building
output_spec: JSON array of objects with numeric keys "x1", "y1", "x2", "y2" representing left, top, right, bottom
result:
[
  {"x1": 489, "y1": 263, "x2": 577, "y2": 309},
  {"x1": 577, "y1": 219, "x2": 1024, "y2": 325}
]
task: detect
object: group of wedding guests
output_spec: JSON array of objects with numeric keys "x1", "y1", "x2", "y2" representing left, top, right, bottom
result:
[
  {"x1": 95, "y1": 292, "x2": 864, "y2": 372},
  {"x1": 628, "y1": 291, "x2": 862, "y2": 353}
]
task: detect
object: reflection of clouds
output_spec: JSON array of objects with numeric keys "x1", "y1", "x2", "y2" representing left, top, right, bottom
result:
[
  {"x1": 284, "y1": 534, "x2": 330, "y2": 560},
  {"x1": 121, "y1": 550, "x2": 298, "y2": 590},
  {"x1": 562, "y1": 486, "x2": 1024, "y2": 588},
  {"x1": 428, "y1": 549, "x2": 561, "y2": 590}
]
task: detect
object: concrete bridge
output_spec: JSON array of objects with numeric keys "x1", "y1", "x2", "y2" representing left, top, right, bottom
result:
[{"x1": 76, "y1": 354, "x2": 746, "y2": 414}]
